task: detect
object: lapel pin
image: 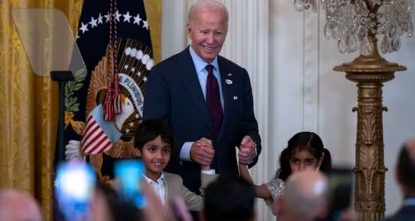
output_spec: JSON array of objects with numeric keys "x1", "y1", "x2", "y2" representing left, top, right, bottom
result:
[
  {"x1": 227, "y1": 73, "x2": 232, "y2": 76},
  {"x1": 233, "y1": 96, "x2": 238, "y2": 100},
  {"x1": 225, "y1": 79, "x2": 233, "y2": 85}
]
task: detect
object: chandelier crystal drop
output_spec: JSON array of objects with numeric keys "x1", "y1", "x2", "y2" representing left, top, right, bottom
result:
[{"x1": 294, "y1": 0, "x2": 415, "y2": 55}]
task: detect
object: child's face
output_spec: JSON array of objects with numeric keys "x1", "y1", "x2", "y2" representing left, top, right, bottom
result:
[
  {"x1": 140, "y1": 135, "x2": 171, "y2": 181},
  {"x1": 289, "y1": 148, "x2": 318, "y2": 174}
]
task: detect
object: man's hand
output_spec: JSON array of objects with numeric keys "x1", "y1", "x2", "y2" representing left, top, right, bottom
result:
[
  {"x1": 238, "y1": 135, "x2": 256, "y2": 165},
  {"x1": 190, "y1": 138, "x2": 214, "y2": 168}
]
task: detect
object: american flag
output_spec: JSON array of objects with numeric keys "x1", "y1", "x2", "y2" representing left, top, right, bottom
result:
[{"x1": 81, "y1": 104, "x2": 122, "y2": 154}]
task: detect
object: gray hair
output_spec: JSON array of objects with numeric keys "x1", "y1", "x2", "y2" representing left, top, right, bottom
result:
[
  {"x1": 188, "y1": 0, "x2": 229, "y2": 25},
  {"x1": 283, "y1": 171, "x2": 327, "y2": 221}
]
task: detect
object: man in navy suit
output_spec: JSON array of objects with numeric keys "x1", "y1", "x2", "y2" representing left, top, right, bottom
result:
[
  {"x1": 384, "y1": 138, "x2": 415, "y2": 221},
  {"x1": 143, "y1": 0, "x2": 261, "y2": 193}
]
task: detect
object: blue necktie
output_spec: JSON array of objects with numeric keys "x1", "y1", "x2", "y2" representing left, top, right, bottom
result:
[{"x1": 205, "y1": 64, "x2": 223, "y2": 138}]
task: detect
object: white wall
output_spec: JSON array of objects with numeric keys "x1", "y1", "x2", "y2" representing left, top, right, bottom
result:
[{"x1": 161, "y1": 1, "x2": 415, "y2": 220}]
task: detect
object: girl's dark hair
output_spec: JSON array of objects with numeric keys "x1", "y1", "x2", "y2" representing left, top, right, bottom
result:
[
  {"x1": 134, "y1": 119, "x2": 173, "y2": 150},
  {"x1": 276, "y1": 131, "x2": 331, "y2": 181}
]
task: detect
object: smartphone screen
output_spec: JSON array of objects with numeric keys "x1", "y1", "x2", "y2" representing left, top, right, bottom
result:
[
  {"x1": 55, "y1": 161, "x2": 96, "y2": 221},
  {"x1": 114, "y1": 159, "x2": 146, "y2": 208}
]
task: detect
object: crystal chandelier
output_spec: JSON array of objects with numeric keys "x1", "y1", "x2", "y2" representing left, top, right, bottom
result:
[{"x1": 294, "y1": 0, "x2": 414, "y2": 55}]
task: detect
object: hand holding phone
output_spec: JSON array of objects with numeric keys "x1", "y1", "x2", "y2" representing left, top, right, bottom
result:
[
  {"x1": 114, "y1": 159, "x2": 146, "y2": 208},
  {"x1": 55, "y1": 161, "x2": 96, "y2": 221}
]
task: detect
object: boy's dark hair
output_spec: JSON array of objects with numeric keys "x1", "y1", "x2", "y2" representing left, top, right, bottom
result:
[
  {"x1": 134, "y1": 119, "x2": 173, "y2": 150},
  {"x1": 397, "y1": 144, "x2": 415, "y2": 192},
  {"x1": 203, "y1": 175, "x2": 255, "y2": 221}
]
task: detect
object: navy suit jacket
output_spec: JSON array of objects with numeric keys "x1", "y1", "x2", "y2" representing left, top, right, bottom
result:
[
  {"x1": 143, "y1": 47, "x2": 261, "y2": 192},
  {"x1": 384, "y1": 205, "x2": 415, "y2": 221}
]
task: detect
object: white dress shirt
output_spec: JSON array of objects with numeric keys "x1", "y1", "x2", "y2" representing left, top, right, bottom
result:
[{"x1": 143, "y1": 173, "x2": 166, "y2": 205}]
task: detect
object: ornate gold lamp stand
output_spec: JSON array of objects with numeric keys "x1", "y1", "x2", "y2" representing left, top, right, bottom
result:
[
  {"x1": 293, "y1": 1, "x2": 413, "y2": 220},
  {"x1": 334, "y1": 35, "x2": 406, "y2": 221}
]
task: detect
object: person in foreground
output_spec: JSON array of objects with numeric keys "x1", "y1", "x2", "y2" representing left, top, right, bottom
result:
[
  {"x1": 200, "y1": 175, "x2": 256, "y2": 221},
  {"x1": 90, "y1": 179, "x2": 192, "y2": 221},
  {"x1": 277, "y1": 171, "x2": 328, "y2": 221},
  {"x1": 134, "y1": 119, "x2": 217, "y2": 215},
  {"x1": 0, "y1": 189, "x2": 43, "y2": 221},
  {"x1": 239, "y1": 131, "x2": 331, "y2": 215},
  {"x1": 383, "y1": 138, "x2": 415, "y2": 221},
  {"x1": 88, "y1": 181, "x2": 143, "y2": 221},
  {"x1": 276, "y1": 170, "x2": 358, "y2": 221},
  {"x1": 143, "y1": 0, "x2": 261, "y2": 193}
]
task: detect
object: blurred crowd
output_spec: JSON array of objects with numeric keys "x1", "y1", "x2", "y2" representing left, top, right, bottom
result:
[{"x1": 2, "y1": 132, "x2": 415, "y2": 221}]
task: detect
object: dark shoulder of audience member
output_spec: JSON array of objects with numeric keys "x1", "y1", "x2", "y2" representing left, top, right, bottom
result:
[
  {"x1": 95, "y1": 181, "x2": 144, "y2": 221},
  {"x1": 202, "y1": 175, "x2": 255, "y2": 221}
]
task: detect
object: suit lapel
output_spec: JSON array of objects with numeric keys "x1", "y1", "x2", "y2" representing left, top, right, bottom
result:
[{"x1": 177, "y1": 48, "x2": 213, "y2": 133}]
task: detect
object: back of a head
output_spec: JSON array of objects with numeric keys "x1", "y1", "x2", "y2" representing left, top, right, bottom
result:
[
  {"x1": 89, "y1": 181, "x2": 144, "y2": 221},
  {"x1": 397, "y1": 139, "x2": 415, "y2": 195},
  {"x1": 0, "y1": 190, "x2": 43, "y2": 221},
  {"x1": 281, "y1": 171, "x2": 327, "y2": 221},
  {"x1": 203, "y1": 175, "x2": 255, "y2": 221}
]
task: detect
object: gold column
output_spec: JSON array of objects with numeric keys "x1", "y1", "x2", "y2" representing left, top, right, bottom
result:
[{"x1": 334, "y1": 35, "x2": 406, "y2": 221}]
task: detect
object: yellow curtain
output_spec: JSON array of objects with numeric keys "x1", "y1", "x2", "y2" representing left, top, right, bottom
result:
[{"x1": 0, "y1": 1, "x2": 161, "y2": 221}]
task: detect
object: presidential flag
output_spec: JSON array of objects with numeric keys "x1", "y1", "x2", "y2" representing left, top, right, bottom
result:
[{"x1": 63, "y1": 0, "x2": 154, "y2": 179}]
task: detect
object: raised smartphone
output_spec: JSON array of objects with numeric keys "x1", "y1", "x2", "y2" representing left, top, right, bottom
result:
[
  {"x1": 114, "y1": 159, "x2": 146, "y2": 208},
  {"x1": 55, "y1": 161, "x2": 96, "y2": 221}
]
